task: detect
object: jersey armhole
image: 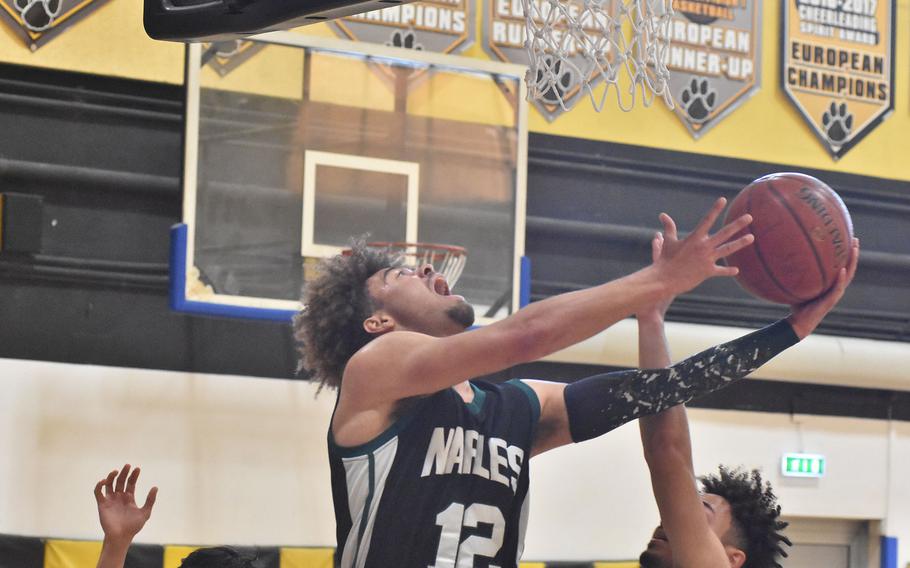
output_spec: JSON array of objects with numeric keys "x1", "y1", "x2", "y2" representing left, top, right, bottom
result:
[
  {"x1": 505, "y1": 379, "x2": 542, "y2": 425},
  {"x1": 328, "y1": 400, "x2": 424, "y2": 458}
]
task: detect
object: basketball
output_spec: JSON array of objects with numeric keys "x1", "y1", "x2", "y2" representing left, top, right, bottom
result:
[{"x1": 724, "y1": 173, "x2": 854, "y2": 304}]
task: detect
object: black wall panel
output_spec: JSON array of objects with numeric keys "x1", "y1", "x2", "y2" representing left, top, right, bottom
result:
[{"x1": 1, "y1": 62, "x2": 907, "y2": 420}]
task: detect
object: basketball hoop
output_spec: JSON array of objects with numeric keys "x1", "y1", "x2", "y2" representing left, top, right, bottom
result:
[
  {"x1": 343, "y1": 242, "x2": 468, "y2": 288},
  {"x1": 523, "y1": 0, "x2": 675, "y2": 112}
]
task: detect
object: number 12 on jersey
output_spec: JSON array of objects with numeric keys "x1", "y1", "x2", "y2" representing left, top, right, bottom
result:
[{"x1": 430, "y1": 502, "x2": 505, "y2": 568}]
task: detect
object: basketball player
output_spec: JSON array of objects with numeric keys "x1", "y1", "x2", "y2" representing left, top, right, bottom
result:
[
  {"x1": 635, "y1": 234, "x2": 860, "y2": 568},
  {"x1": 94, "y1": 465, "x2": 254, "y2": 568},
  {"x1": 294, "y1": 198, "x2": 852, "y2": 567}
]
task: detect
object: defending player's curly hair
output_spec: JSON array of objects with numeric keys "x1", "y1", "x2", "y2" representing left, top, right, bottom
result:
[
  {"x1": 700, "y1": 466, "x2": 791, "y2": 568},
  {"x1": 294, "y1": 242, "x2": 402, "y2": 391},
  {"x1": 180, "y1": 546, "x2": 255, "y2": 568}
]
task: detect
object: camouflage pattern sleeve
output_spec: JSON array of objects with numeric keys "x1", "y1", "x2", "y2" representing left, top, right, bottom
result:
[{"x1": 564, "y1": 319, "x2": 800, "y2": 443}]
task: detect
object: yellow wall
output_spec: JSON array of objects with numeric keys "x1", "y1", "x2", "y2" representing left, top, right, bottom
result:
[
  {"x1": 1, "y1": 0, "x2": 908, "y2": 180},
  {"x1": 504, "y1": 0, "x2": 910, "y2": 182},
  {"x1": 0, "y1": 0, "x2": 184, "y2": 84}
]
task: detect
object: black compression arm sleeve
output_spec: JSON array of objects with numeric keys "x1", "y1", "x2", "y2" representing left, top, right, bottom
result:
[{"x1": 564, "y1": 319, "x2": 800, "y2": 443}]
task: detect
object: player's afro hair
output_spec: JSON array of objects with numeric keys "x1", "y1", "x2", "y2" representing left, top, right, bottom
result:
[
  {"x1": 700, "y1": 466, "x2": 792, "y2": 568},
  {"x1": 179, "y1": 546, "x2": 256, "y2": 568},
  {"x1": 294, "y1": 241, "x2": 402, "y2": 391}
]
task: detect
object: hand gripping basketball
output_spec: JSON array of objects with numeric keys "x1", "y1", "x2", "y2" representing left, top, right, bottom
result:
[
  {"x1": 653, "y1": 197, "x2": 755, "y2": 296},
  {"x1": 787, "y1": 237, "x2": 860, "y2": 339}
]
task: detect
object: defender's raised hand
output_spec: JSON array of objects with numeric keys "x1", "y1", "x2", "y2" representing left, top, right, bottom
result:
[
  {"x1": 94, "y1": 464, "x2": 157, "y2": 541},
  {"x1": 652, "y1": 197, "x2": 754, "y2": 296}
]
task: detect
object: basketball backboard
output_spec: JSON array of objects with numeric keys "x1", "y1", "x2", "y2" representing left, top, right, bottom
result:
[
  {"x1": 144, "y1": 0, "x2": 418, "y2": 42},
  {"x1": 172, "y1": 33, "x2": 528, "y2": 324}
]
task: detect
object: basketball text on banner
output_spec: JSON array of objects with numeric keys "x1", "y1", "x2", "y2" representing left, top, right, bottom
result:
[
  {"x1": 781, "y1": 0, "x2": 895, "y2": 159},
  {"x1": 0, "y1": 0, "x2": 111, "y2": 50},
  {"x1": 330, "y1": 0, "x2": 475, "y2": 54},
  {"x1": 667, "y1": 0, "x2": 762, "y2": 137},
  {"x1": 482, "y1": 0, "x2": 608, "y2": 121},
  {"x1": 201, "y1": 40, "x2": 268, "y2": 77}
]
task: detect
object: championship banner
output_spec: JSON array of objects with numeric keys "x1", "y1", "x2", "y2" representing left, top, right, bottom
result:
[
  {"x1": 666, "y1": 0, "x2": 761, "y2": 137},
  {"x1": 0, "y1": 0, "x2": 110, "y2": 50},
  {"x1": 782, "y1": 0, "x2": 895, "y2": 158},
  {"x1": 331, "y1": 0, "x2": 474, "y2": 54},
  {"x1": 201, "y1": 40, "x2": 267, "y2": 77},
  {"x1": 481, "y1": 0, "x2": 608, "y2": 121}
]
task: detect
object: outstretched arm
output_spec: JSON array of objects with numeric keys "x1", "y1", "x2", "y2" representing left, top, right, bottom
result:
[
  {"x1": 95, "y1": 465, "x2": 157, "y2": 568},
  {"x1": 345, "y1": 198, "x2": 754, "y2": 404},
  {"x1": 637, "y1": 231, "x2": 730, "y2": 567},
  {"x1": 527, "y1": 236, "x2": 859, "y2": 457}
]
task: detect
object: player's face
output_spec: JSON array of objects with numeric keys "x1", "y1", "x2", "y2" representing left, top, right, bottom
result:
[
  {"x1": 638, "y1": 493, "x2": 741, "y2": 568},
  {"x1": 365, "y1": 263, "x2": 474, "y2": 336}
]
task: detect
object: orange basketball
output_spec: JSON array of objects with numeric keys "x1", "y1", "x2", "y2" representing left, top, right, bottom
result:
[{"x1": 724, "y1": 173, "x2": 854, "y2": 304}]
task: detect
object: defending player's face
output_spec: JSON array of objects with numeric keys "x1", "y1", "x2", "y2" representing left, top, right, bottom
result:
[
  {"x1": 366, "y1": 263, "x2": 474, "y2": 334},
  {"x1": 639, "y1": 493, "x2": 740, "y2": 568}
]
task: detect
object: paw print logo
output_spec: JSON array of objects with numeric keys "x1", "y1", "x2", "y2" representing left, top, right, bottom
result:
[
  {"x1": 679, "y1": 78, "x2": 717, "y2": 122},
  {"x1": 386, "y1": 30, "x2": 423, "y2": 50},
  {"x1": 13, "y1": 0, "x2": 61, "y2": 32},
  {"x1": 213, "y1": 40, "x2": 244, "y2": 59},
  {"x1": 533, "y1": 55, "x2": 577, "y2": 105},
  {"x1": 822, "y1": 101, "x2": 853, "y2": 143}
]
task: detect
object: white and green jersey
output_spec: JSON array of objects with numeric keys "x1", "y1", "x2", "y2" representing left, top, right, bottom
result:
[{"x1": 328, "y1": 379, "x2": 540, "y2": 568}]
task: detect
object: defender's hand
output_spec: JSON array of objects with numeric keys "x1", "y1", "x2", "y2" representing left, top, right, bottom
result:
[
  {"x1": 652, "y1": 197, "x2": 754, "y2": 297},
  {"x1": 638, "y1": 232, "x2": 675, "y2": 324},
  {"x1": 788, "y1": 238, "x2": 860, "y2": 339},
  {"x1": 94, "y1": 465, "x2": 157, "y2": 541}
]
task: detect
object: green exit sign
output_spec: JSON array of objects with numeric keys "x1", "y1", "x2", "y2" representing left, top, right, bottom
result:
[{"x1": 782, "y1": 453, "x2": 826, "y2": 478}]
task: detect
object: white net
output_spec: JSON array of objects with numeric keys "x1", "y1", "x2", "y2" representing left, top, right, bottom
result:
[{"x1": 522, "y1": 0, "x2": 675, "y2": 112}]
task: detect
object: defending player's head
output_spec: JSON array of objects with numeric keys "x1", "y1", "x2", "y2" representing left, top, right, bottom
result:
[
  {"x1": 179, "y1": 546, "x2": 255, "y2": 568},
  {"x1": 295, "y1": 241, "x2": 474, "y2": 391},
  {"x1": 639, "y1": 466, "x2": 791, "y2": 568}
]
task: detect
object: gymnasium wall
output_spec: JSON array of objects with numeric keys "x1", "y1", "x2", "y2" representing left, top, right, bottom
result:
[
  {"x1": 1, "y1": 356, "x2": 908, "y2": 565},
  {"x1": 1, "y1": 1, "x2": 909, "y2": 567},
  {"x1": 1, "y1": 0, "x2": 909, "y2": 181}
]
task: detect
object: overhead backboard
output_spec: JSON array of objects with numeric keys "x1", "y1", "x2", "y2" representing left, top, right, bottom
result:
[
  {"x1": 144, "y1": 0, "x2": 418, "y2": 42},
  {"x1": 172, "y1": 33, "x2": 528, "y2": 324}
]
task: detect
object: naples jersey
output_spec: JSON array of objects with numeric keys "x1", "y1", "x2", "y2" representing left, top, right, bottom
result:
[{"x1": 329, "y1": 379, "x2": 540, "y2": 568}]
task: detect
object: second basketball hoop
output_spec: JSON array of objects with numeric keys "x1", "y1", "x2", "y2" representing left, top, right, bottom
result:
[{"x1": 522, "y1": 0, "x2": 676, "y2": 112}]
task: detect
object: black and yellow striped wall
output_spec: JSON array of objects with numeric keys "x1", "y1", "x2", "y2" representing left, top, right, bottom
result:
[{"x1": 0, "y1": 534, "x2": 638, "y2": 568}]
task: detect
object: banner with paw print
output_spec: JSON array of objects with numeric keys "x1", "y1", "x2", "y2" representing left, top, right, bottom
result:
[
  {"x1": 200, "y1": 40, "x2": 268, "y2": 77},
  {"x1": 330, "y1": 0, "x2": 474, "y2": 54},
  {"x1": 0, "y1": 0, "x2": 109, "y2": 50},
  {"x1": 782, "y1": 0, "x2": 895, "y2": 159},
  {"x1": 665, "y1": 0, "x2": 762, "y2": 138},
  {"x1": 481, "y1": 0, "x2": 610, "y2": 122}
]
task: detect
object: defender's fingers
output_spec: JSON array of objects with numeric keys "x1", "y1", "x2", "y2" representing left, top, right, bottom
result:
[
  {"x1": 141, "y1": 486, "x2": 158, "y2": 514},
  {"x1": 651, "y1": 232, "x2": 663, "y2": 263},
  {"x1": 94, "y1": 479, "x2": 105, "y2": 504},
  {"x1": 714, "y1": 234, "x2": 754, "y2": 259},
  {"x1": 817, "y1": 268, "x2": 848, "y2": 310},
  {"x1": 115, "y1": 464, "x2": 131, "y2": 494},
  {"x1": 103, "y1": 470, "x2": 117, "y2": 497},
  {"x1": 126, "y1": 467, "x2": 141, "y2": 495},
  {"x1": 835, "y1": 267, "x2": 847, "y2": 291},
  {"x1": 711, "y1": 213, "x2": 752, "y2": 244},
  {"x1": 693, "y1": 197, "x2": 727, "y2": 237},
  {"x1": 659, "y1": 213, "x2": 678, "y2": 240},
  {"x1": 845, "y1": 238, "x2": 860, "y2": 282},
  {"x1": 714, "y1": 265, "x2": 740, "y2": 277}
]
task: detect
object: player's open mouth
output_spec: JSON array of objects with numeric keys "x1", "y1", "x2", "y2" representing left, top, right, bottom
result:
[{"x1": 432, "y1": 276, "x2": 450, "y2": 296}]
